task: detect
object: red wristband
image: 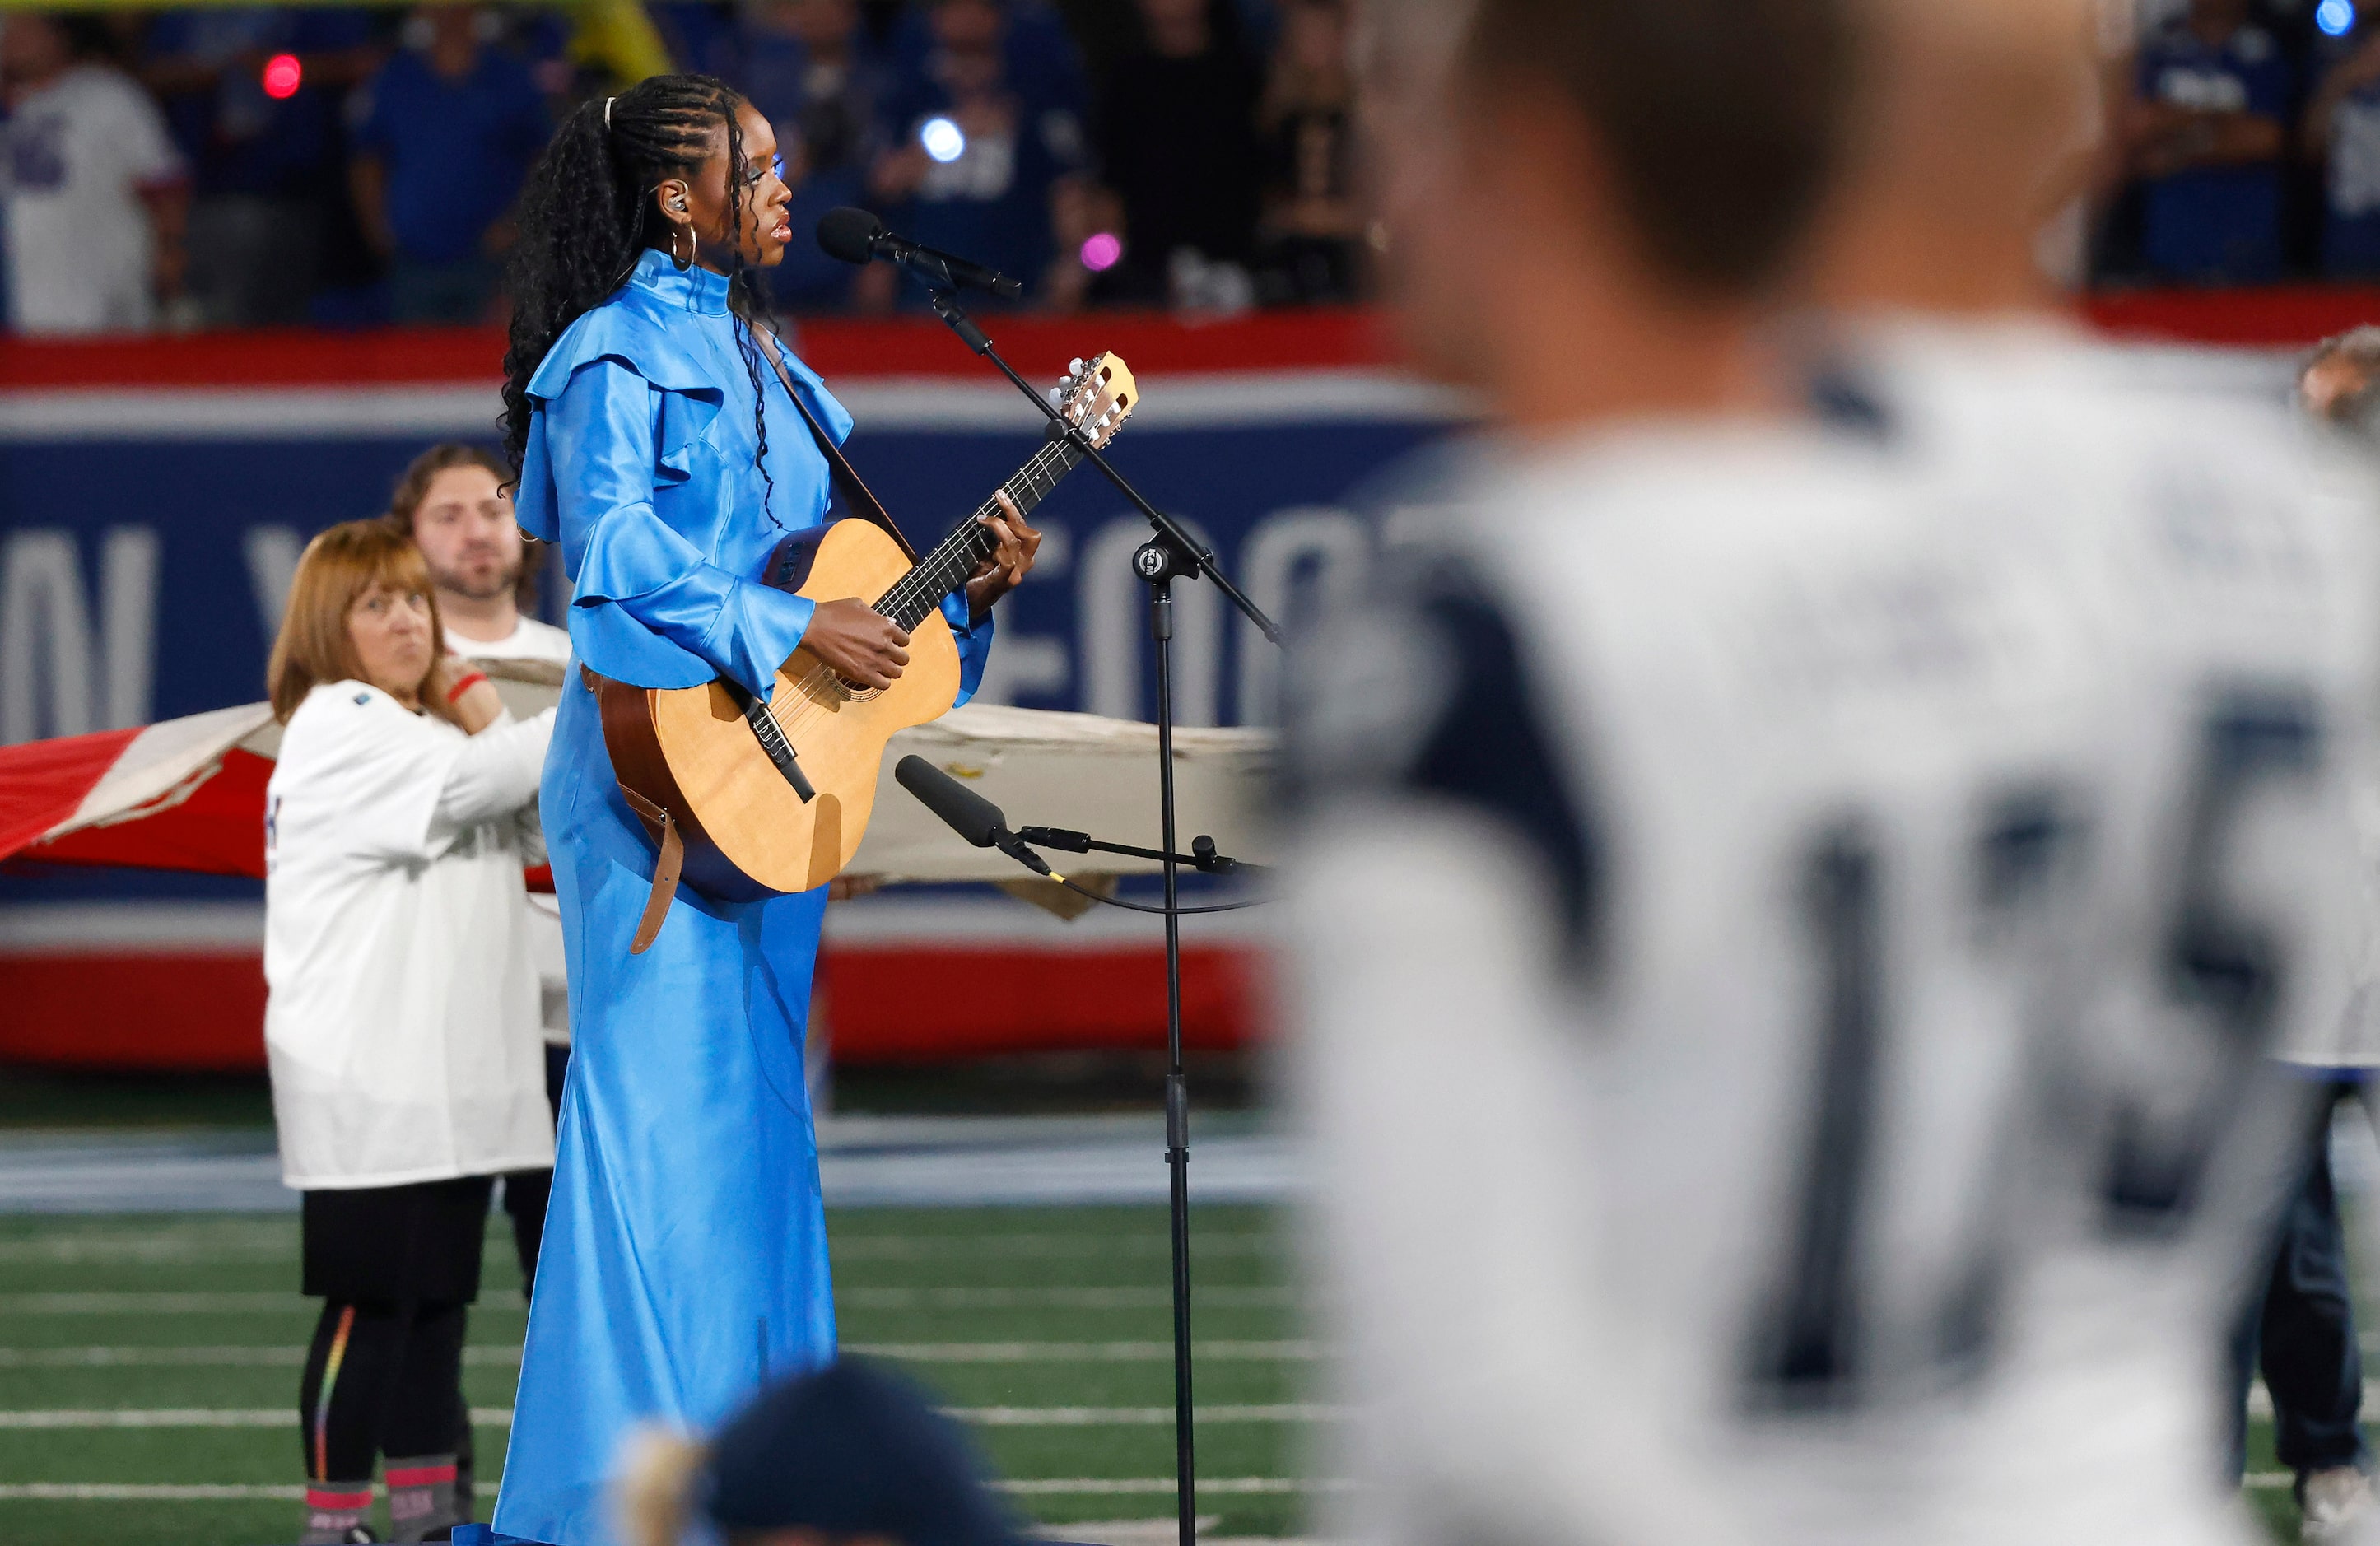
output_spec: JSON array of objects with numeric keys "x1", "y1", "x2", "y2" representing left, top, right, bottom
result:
[{"x1": 445, "y1": 671, "x2": 489, "y2": 705}]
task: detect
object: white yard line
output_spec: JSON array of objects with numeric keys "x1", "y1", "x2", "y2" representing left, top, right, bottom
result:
[
  {"x1": 0, "y1": 1404, "x2": 1344, "y2": 1431},
  {"x1": 848, "y1": 1340, "x2": 1321, "y2": 1362},
  {"x1": 840, "y1": 1286, "x2": 1294, "y2": 1310},
  {"x1": 1002, "y1": 1479, "x2": 1353, "y2": 1497},
  {"x1": 0, "y1": 1408, "x2": 516, "y2": 1429},
  {"x1": 0, "y1": 1340, "x2": 1318, "y2": 1367},
  {"x1": 0, "y1": 1286, "x2": 1290, "y2": 1315},
  {"x1": 0, "y1": 1292, "x2": 335, "y2": 1315},
  {"x1": 831, "y1": 1233, "x2": 1274, "y2": 1261},
  {"x1": 0, "y1": 1484, "x2": 318, "y2": 1500},
  {"x1": 0, "y1": 1478, "x2": 1348, "y2": 1502},
  {"x1": 957, "y1": 1404, "x2": 1344, "y2": 1425},
  {"x1": 0, "y1": 1227, "x2": 296, "y2": 1265}
]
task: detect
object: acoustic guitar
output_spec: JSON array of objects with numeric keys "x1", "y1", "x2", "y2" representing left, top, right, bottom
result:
[{"x1": 596, "y1": 352, "x2": 1138, "y2": 908}]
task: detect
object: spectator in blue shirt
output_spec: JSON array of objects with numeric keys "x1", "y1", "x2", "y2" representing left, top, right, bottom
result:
[
  {"x1": 349, "y1": 4, "x2": 548, "y2": 324},
  {"x1": 864, "y1": 0, "x2": 1088, "y2": 310},
  {"x1": 2126, "y1": 0, "x2": 2294, "y2": 283},
  {"x1": 138, "y1": 7, "x2": 383, "y2": 326},
  {"x1": 882, "y1": 0, "x2": 1088, "y2": 130},
  {"x1": 734, "y1": 0, "x2": 887, "y2": 311},
  {"x1": 2306, "y1": 9, "x2": 2380, "y2": 275}
]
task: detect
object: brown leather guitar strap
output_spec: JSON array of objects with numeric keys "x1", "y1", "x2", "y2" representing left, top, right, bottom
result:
[
  {"x1": 600, "y1": 335, "x2": 889, "y2": 957},
  {"x1": 759, "y1": 329, "x2": 919, "y2": 561},
  {"x1": 617, "y1": 783, "x2": 683, "y2": 956}
]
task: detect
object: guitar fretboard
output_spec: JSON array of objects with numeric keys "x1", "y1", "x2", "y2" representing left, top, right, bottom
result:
[{"x1": 875, "y1": 429, "x2": 1086, "y2": 632}]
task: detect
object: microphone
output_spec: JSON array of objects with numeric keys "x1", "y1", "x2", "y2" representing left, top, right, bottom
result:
[
  {"x1": 894, "y1": 756, "x2": 1056, "y2": 878},
  {"x1": 817, "y1": 207, "x2": 1024, "y2": 300}
]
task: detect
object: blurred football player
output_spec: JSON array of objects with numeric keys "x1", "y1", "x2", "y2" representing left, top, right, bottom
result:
[
  {"x1": 1287, "y1": 0, "x2": 2082, "y2": 1542},
  {"x1": 1286, "y1": 4, "x2": 2380, "y2": 1546},
  {"x1": 1808, "y1": 2, "x2": 2380, "y2": 1541}
]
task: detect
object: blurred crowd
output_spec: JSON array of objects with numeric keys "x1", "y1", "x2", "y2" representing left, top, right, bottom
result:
[
  {"x1": 0, "y1": 0, "x2": 1362, "y2": 335},
  {"x1": 2105, "y1": 0, "x2": 2380, "y2": 284},
  {"x1": 30, "y1": 0, "x2": 2380, "y2": 335}
]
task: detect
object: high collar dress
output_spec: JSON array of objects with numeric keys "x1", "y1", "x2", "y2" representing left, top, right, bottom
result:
[{"x1": 493, "y1": 249, "x2": 993, "y2": 1544}]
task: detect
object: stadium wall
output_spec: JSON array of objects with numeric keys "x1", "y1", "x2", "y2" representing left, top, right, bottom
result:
[{"x1": 0, "y1": 294, "x2": 2368, "y2": 1071}]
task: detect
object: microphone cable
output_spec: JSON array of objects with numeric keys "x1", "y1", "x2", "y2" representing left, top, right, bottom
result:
[{"x1": 1041, "y1": 875, "x2": 1269, "y2": 916}]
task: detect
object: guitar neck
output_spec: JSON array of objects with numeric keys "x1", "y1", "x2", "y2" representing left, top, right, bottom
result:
[{"x1": 876, "y1": 430, "x2": 1087, "y2": 631}]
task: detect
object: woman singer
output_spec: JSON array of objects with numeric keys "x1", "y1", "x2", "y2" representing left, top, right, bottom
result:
[
  {"x1": 492, "y1": 75, "x2": 1039, "y2": 1544},
  {"x1": 263, "y1": 522, "x2": 557, "y2": 1544}
]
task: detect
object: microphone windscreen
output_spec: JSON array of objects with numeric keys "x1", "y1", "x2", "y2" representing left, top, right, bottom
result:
[
  {"x1": 895, "y1": 756, "x2": 1006, "y2": 849},
  {"x1": 817, "y1": 206, "x2": 884, "y2": 266}
]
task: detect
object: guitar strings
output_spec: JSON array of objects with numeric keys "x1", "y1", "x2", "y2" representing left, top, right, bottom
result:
[{"x1": 750, "y1": 432, "x2": 1098, "y2": 747}]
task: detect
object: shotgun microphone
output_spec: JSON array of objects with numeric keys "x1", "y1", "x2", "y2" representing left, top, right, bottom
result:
[
  {"x1": 817, "y1": 207, "x2": 1024, "y2": 300},
  {"x1": 894, "y1": 756, "x2": 1055, "y2": 877}
]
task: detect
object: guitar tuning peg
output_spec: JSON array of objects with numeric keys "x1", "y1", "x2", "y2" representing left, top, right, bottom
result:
[
  {"x1": 1069, "y1": 357, "x2": 1084, "y2": 374},
  {"x1": 1046, "y1": 387, "x2": 1064, "y2": 406}
]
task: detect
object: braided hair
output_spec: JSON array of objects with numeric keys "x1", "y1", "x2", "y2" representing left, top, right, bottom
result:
[{"x1": 501, "y1": 74, "x2": 780, "y2": 519}]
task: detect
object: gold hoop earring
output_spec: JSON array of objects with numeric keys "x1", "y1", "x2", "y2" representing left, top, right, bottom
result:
[{"x1": 670, "y1": 223, "x2": 693, "y2": 271}]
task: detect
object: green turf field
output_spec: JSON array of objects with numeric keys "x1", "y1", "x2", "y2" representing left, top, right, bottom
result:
[
  {"x1": 0, "y1": 1204, "x2": 1314, "y2": 1546},
  {"x1": 0, "y1": 1199, "x2": 2331, "y2": 1546}
]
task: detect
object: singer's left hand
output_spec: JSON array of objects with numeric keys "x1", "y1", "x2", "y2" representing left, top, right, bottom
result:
[{"x1": 966, "y1": 491, "x2": 1042, "y2": 621}]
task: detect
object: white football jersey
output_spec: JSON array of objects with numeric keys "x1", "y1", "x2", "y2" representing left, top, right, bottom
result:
[
  {"x1": 1283, "y1": 354, "x2": 2380, "y2": 1546},
  {"x1": 1849, "y1": 319, "x2": 2380, "y2": 1542}
]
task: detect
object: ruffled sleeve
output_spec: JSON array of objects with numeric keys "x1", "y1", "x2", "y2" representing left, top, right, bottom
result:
[{"x1": 520, "y1": 309, "x2": 814, "y2": 696}]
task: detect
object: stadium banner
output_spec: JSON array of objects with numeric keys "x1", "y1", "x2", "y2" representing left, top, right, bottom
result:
[
  {"x1": 0, "y1": 310, "x2": 1446, "y2": 1069},
  {"x1": 0, "y1": 293, "x2": 2361, "y2": 1071}
]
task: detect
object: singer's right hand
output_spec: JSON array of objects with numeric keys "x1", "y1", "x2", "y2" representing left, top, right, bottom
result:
[{"x1": 804, "y1": 598, "x2": 909, "y2": 689}]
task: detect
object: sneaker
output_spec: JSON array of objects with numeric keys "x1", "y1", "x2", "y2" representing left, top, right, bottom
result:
[{"x1": 2301, "y1": 1466, "x2": 2376, "y2": 1544}]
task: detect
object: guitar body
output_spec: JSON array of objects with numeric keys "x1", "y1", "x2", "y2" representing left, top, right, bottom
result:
[
  {"x1": 592, "y1": 350, "x2": 1137, "y2": 906},
  {"x1": 596, "y1": 518, "x2": 962, "y2": 898}
]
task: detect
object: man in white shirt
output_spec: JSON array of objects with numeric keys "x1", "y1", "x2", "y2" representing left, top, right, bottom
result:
[
  {"x1": 0, "y1": 12, "x2": 187, "y2": 333},
  {"x1": 386, "y1": 445, "x2": 571, "y2": 1288},
  {"x1": 384, "y1": 443, "x2": 571, "y2": 1527}
]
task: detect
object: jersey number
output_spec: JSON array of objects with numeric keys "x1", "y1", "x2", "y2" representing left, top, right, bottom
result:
[
  {"x1": 2103, "y1": 691, "x2": 2325, "y2": 1230},
  {"x1": 1744, "y1": 690, "x2": 2326, "y2": 1411},
  {"x1": 1744, "y1": 795, "x2": 2077, "y2": 1413}
]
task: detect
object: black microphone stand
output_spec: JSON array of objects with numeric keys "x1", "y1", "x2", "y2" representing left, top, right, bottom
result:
[{"x1": 922, "y1": 284, "x2": 1283, "y2": 1546}]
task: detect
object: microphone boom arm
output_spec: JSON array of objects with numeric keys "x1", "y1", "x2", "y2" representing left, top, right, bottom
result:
[{"x1": 920, "y1": 289, "x2": 1283, "y2": 646}]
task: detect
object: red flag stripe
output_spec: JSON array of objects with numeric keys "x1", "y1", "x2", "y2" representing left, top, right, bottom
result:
[{"x1": 0, "y1": 727, "x2": 142, "y2": 862}]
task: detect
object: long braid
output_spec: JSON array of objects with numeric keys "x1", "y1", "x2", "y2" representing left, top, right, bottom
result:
[
  {"x1": 718, "y1": 104, "x2": 783, "y2": 529},
  {"x1": 501, "y1": 74, "x2": 775, "y2": 498}
]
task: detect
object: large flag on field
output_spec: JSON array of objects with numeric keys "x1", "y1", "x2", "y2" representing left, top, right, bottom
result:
[{"x1": 0, "y1": 664, "x2": 1274, "y2": 885}]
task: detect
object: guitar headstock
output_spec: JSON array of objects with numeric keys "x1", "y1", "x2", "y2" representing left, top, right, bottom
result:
[{"x1": 1049, "y1": 352, "x2": 1138, "y2": 450}]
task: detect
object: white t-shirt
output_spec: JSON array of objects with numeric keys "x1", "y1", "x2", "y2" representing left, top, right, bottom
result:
[
  {"x1": 0, "y1": 64, "x2": 183, "y2": 335},
  {"x1": 456, "y1": 614, "x2": 573, "y2": 1044},
  {"x1": 264, "y1": 682, "x2": 557, "y2": 1190},
  {"x1": 455, "y1": 613, "x2": 571, "y2": 665}
]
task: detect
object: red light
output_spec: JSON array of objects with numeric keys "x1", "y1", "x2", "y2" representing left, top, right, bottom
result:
[{"x1": 261, "y1": 53, "x2": 302, "y2": 100}]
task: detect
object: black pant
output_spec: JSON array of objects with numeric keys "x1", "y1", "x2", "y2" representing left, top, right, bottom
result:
[
  {"x1": 2230, "y1": 1075, "x2": 2368, "y2": 1481},
  {"x1": 299, "y1": 1297, "x2": 468, "y2": 1483},
  {"x1": 499, "y1": 1043, "x2": 572, "y2": 1294}
]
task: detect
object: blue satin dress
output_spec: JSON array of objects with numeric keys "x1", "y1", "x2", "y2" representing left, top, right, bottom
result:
[{"x1": 494, "y1": 249, "x2": 991, "y2": 1545}]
